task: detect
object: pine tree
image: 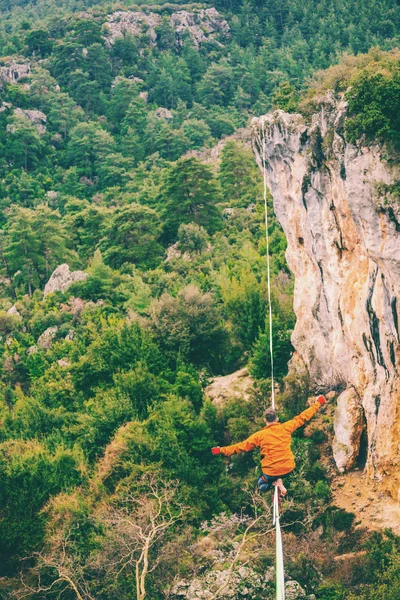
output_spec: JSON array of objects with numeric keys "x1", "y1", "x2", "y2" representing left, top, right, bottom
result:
[{"x1": 162, "y1": 157, "x2": 223, "y2": 242}]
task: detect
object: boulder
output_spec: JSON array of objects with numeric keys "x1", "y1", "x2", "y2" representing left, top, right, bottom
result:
[
  {"x1": 155, "y1": 107, "x2": 173, "y2": 120},
  {"x1": 285, "y1": 580, "x2": 307, "y2": 600},
  {"x1": 44, "y1": 264, "x2": 88, "y2": 297},
  {"x1": 65, "y1": 329, "x2": 75, "y2": 341},
  {"x1": 37, "y1": 326, "x2": 58, "y2": 349},
  {"x1": 7, "y1": 305, "x2": 20, "y2": 317},
  {"x1": 333, "y1": 388, "x2": 365, "y2": 472},
  {"x1": 57, "y1": 358, "x2": 71, "y2": 367},
  {"x1": 0, "y1": 102, "x2": 12, "y2": 112}
]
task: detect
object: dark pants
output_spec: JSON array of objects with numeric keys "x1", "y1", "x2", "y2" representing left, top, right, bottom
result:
[{"x1": 257, "y1": 471, "x2": 292, "y2": 493}]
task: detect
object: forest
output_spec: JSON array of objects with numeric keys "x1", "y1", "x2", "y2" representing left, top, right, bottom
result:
[{"x1": 0, "y1": 0, "x2": 400, "y2": 597}]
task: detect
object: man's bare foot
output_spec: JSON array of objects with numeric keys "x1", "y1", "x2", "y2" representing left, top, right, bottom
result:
[{"x1": 273, "y1": 479, "x2": 287, "y2": 496}]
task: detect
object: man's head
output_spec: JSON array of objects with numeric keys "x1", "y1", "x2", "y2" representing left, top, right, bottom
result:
[{"x1": 264, "y1": 407, "x2": 278, "y2": 424}]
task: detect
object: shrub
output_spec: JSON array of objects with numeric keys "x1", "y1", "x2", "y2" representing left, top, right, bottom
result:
[
  {"x1": 332, "y1": 508, "x2": 356, "y2": 532},
  {"x1": 314, "y1": 480, "x2": 330, "y2": 501},
  {"x1": 345, "y1": 59, "x2": 400, "y2": 150},
  {"x1": 311, "y1": 428, "x2": 327, "y2": 444},
  {"x1": 177, "y1": 223, "x2": 209, "y2": 254},
  {"x1": 307, "y1": 462, "x2": 327, "y2": 483},
  {"x1": 316, "y1": 582, "x2": 346, "y2": 599}
]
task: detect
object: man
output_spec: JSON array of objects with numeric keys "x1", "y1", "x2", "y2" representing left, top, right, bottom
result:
[{"x1": 212, "y1": 396, "x2": 326, "y2": 496}]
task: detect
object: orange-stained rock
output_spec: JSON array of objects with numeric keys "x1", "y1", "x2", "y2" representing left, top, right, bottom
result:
[{"x1": 252, "y1": 94, "x2": 400, "y2": 496}]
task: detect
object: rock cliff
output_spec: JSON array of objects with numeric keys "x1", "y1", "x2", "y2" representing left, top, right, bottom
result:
[
  {"x1": 251, "y1": 94, "x2": 400, "y2": 498},
  {"x1": 105, "y1": 8, "x2": 230, "y2": 49},
  {"x1": 0, "y1": 61, "x2": 30, "y2": 86}
]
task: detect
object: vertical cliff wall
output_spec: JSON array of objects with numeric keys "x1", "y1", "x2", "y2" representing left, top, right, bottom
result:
[{"x1": 251, "y1": 94, "x2": 400, "y2": 498}]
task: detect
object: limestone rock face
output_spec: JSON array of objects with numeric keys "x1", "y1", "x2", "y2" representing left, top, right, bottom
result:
[
  {"x1": 252, "y1": 94, "x2": 400, "y2": 496},
  {"x1": 105, "y1": 8, "x2": 229, "y2": 49},
  {"x1": 44, "y1": 264, "x2": 88, "y2": 297}
]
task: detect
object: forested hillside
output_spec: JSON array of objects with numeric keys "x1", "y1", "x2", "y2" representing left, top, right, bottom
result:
[{"x1": 0, "y1": 0, "x2": 400, "y2": 597}]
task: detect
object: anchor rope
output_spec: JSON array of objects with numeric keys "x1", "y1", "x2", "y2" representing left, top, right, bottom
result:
[
  {"x1": 274, "y1": 487, "x2": 285, "y2": 600},
  {"x1": 260, "y1": 119, "x2": 275, "y2": 410},
  {"x1": 260, "y1": 118, "x2": 285, "y2": 600}
]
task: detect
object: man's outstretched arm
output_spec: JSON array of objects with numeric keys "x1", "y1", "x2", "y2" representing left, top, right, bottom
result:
[
  {"x1": 283, "y1": 396, "x2": 326, "y2": 434},
  {"x1": 212, "y1": 432, "x2": 260, "y2": 456}
]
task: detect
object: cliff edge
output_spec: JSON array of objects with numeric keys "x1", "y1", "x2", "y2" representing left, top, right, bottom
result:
[{"x1": 252, "y1": 93, "x2": 400, "y2": 499}]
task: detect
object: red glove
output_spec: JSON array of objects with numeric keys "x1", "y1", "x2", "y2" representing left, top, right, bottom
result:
[
  {"x1": 211, "y1": 447, "x2": 221, "y2": 455},
  {"x1": 317, "y1": 395, "x2": 326, "y2": 405}
]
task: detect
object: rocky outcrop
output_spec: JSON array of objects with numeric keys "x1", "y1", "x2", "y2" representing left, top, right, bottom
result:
[
  {"x1": 37, "y1": 326, "x2": 58, "y2": 349},
  {"x1": 165, "y1": 241, "x2": 211, "y2": 262},
  {"x1": 170, "y1": 8, "x2": 230, "y2": 48},
  {"x1": 171, "y1": 568, "x2": 310, "y2": 599},
  {"x1": 44, "y1": 264, "x2": 87, "y2": 297},
  {"x1": 252, "y1": 93, "x2": 400, "y2": 497},
  {"x1": 7, "y1": 305, "x2": 20, "y2": 317},
  {"x1": 57, "y1": 358, "x2": 71, "y2": 367},
  {"x1": 0, "y1": 62, "x2": 31, "y2": 85},
  {"x1": 0, "y1": 101, "x2": 12, "y2": 113},
  {"x1": 154, "y1": 107, "x2": 173, "y2": 120},
  {"x1": 105, "y1": 8, "x2": 230, "y2": 49},
  {"x1": 205, "y1": 367, "x2": 254, "y2": 406},
  {"x1": 13, "y1": 108, "x2": 47, "y2": 134}
]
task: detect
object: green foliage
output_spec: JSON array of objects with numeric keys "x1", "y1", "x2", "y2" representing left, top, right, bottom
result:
[
  {"x1": 177, "y1": 223, "x2": 210, "y2": 254},
  {"x1": 162, "y1": 157, "x2": 223, "y2": 242},
  {"x1": 66, "y1": 122, "x2": 115, "y2": 178},
  {"x1": 250, "y1": 316, "x2": 294, "y2": 380},
  {"x1": 332, "y1": 508, "x2": 355, "y2": 531},
  {"x1": 5, "y1": 205, "x2": 72, "y2": 295},
  {"x1": 25, "y1": 28, "x2": 53, "y2": 56},
  {"x1": 311, "y1": 428, "x2": 327, "y2": 444},
  {"x1": 219, "y1": 267, "x2": 267, "y2": 350},
  {"x1": 219, "y1": 141, "x2": 262, "y2": 207},
  {"x1": 317, "y1": 506, "x2": 356, "y2": 533},
  {"x1": 345, "y1": 58, "x2": 400, "y2": 149},
  {"x1": 314, "y1": 480, "x2": 330, "y2": 500},
  {"x1": 100, "y1": 204, "x2": 163, "y2": 270},
  {"x1": 150, "y1": 284, "x2": 227, "y2": 369},
  {"x1": 0, "y1": 0, "x2": 398, "y2": 593},
  {"x1": 272, "y1": 81, "x2": 300, "y2": 113},
  {"x1": 316, "y1": 582, "x2": 346, "y2": 600},
  {"x1": 0, "y1": 439, "x2": 84, "y2": 574},
  {"x1": 5, "y1": 111, "x2": 46, "y2": 171}
]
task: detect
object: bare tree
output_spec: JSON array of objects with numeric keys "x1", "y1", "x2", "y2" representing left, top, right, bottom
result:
[
  {"x1": 94, "y1": 473, "x2": 186, "y2": 600},
  {"x1": 12, "y1": 528, "x2": 95, "y2": 600},
  {"x1": 207, "y1": 492, "x2": 275, "y2": 600}
]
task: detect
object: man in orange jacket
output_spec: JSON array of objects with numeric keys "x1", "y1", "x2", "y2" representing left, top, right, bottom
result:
[{"x1": 212, "y1": 396, "x2": 326, "y2": 496}]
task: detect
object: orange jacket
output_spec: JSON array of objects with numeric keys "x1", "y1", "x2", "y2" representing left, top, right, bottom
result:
[{"x1": 220, "y1": 402, "x2": 321, "y2": 476}]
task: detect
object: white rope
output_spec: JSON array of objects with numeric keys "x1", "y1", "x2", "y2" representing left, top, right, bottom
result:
[
  {"x1": 274, "y1": 487, "x2": 285, "y2": 600},
  {"x1": 260, "y1": 118, "x2": 275, "y2": 409},
  {"x1": 260, "y1": 119, "x2": 285, "y2": 599}
]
